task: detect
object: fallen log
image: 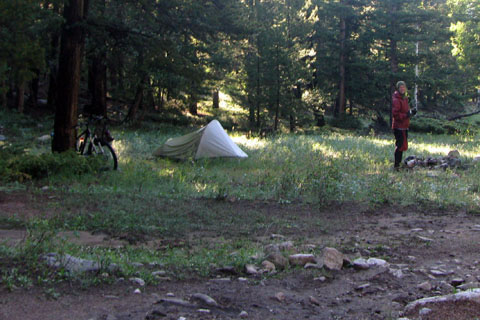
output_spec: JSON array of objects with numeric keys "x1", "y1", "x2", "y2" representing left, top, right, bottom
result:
[{"x1": 448, "y1": 109, "x2": 480, "y2": 121}]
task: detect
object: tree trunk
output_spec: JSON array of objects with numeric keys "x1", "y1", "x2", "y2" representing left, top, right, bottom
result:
[
  {"x1": 52, "y1": 0, "x2": 89, "y2": 152},
  {"x1": 256, "y1": 54, "x2": 261, "y2": 129},
  {"x1": 274, "y1": 46, "x2": 280, "y2": 131},
  {"x1": 30, "y1": 74, "x2": 39, "y2": 109},
  {"x1": 15, "y1": 81, "x2": 25, "y2": 113},
  {"x1": 88, "y1": 53, "x2": 107, "y2": 116},
  {"x1": 1, "y1": 80, "x2": 6, "y2": 109},
  {"x1": 125, "y1": 83, "x2": 144, "y2": 122},
  {"x1": 189, "y1": 94, "x2": 198, "y2": 115},
  {"x1": 336, "y1": 15, "x2": 347, "y2": 116},
  {"x1": 46, "y1": 4, "x2": 61, "y2": 110},
  {"x1": 389, "y1": 3, "x2": 399, "y2": 127},
  {"x1": 212, "y1": 89, "x2": 219, "y2": 109}
]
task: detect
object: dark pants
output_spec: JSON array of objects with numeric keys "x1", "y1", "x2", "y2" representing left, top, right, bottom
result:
[{"x1": 393, "y1": 129, "x2": 408, "y2": 167}]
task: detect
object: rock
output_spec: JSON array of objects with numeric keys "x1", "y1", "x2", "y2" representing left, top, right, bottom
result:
[
  {"x1": 238, "y1": 277, "x2": 248, "y2": 282},
  {"x1": 274, "y1": 292, "x2": 286, "y2": 302},
  {"x1": 430, "y1": 269, "x2": 452, "y2": 277},
  {"x1": 43, "y1": 253, "x2": 105, "y2": 273},
  {"x1": 270, "y1": 234, "x2": 285, "y2": 240},
  {"x1": 353, "y1": 258, "x2": 370, "y2": 270},
  {"x1": 405, "y1": 288, "x2": 480, "y2": 314},
  {"x1": 303, "y1": 244, "x2": 317, "y2": 250},
  {"x1": 457, "y1": 282, "x2": 479, "y2": 290},
  {"x1": 410, "y1": 228, "x2": 423, "y2": 232},
  {"x1": 474, "y1": 156, "x2": 480, "y2": 163},
  {"x1": 314, "y1": 276, "x2": 326, "y2": 282},
  {"x1": 192, "y1": 293, "x2": 218, "y2": 307},
  {"x1": 130, "y1": 262, "x2": 144, "y2": 268},
  {"x1": 157, "y1": 298, "x2": 196, "y2": 308},
  {"x1": 322, "y1": 248, "x2": 344, "y2": 271},
  {"x1": 261, "y1": 260, "x2": 276, "y2": 272},
  {"x1": 289, "y1": 254, "x2": 316, "y2": 267},
  {"x1": 197, "y1": 309, "x2": 211, "y2": 313},
  {"x1": 278, "y1": 241, "x2": 295, "y2": 251},
  {"x1": 451, "y1": 278, "x2": 465, "y2": 287},
  {"x1": 266, "y1": 252, "x2": 289, "y2": 269},
  {"x1": 106, "y1": 315, "x2": 118, "y2": 320},
  {"x1": 309, "y1": 296, "x2": 320, "y2": 306},
  {"x1": 366, "y1": 258, "x2": 389, "y2": 268},
  {"x1": 417, "y1": 235, "x2": 433, "y2": 242},
  {"x1": 417, "y1": 281, "x2": 432, "y2": 291},
  {"x1": 355, "y1": 283, "x2": 371, "y2": 291},
  {"x1": 245, "y1": 264, "x2": 258, "y2": 275},
  {"x1": 37, "y1": 134, "x2": 51, "y2": 142},
  {"x1": 178, "y1": 317, "x2": 187, "y2": 320},
  {"x1": 407, "y1": 159, "x2": 416, "y2": 168},
  {"x1": 264, "y1": 244, "x2": 280, "y2": 254},
  {"x1": 166, "y1": 292, "x2": 175, "y2": 297},
  {"x1": 419, "y1": 307, "x2": 432, "y2": 316},
  {"x1": 239, "y1": 310, "x2": 249, "y2": 318},
  {"x1": 152, "y1": 270, "x2": 167, "y2": 276},
  {"x1": 304, "y1": 262, "x2": 323, "y2": 270},
  {"x1": 389, "y1": 268, "x2": 404, "y2": 279},
  {"x1": 0, "y1": 135, "x2": 6, "y2": 141},
  {"x1": 448, "y1": 150, "x2": 460, "y2": 158},
  {"x1": 133, "y1": 288, "x2": 141, "y2": 294},
  {"x1": 146, "y1": 309, "x2": 167, "y2": 319},
  {"x1": 129, "y1": 277, "x2": 145, "y2": 286}
]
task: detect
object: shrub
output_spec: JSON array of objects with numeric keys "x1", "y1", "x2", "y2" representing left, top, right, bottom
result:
[{"x1": 327, "y1": 115, "x2": 364, "y2": 130}]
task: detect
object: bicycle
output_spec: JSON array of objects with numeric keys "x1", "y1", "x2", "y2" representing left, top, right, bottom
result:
[{"x1": 76, "y1": 115, "x2": 118, "y2": 171}]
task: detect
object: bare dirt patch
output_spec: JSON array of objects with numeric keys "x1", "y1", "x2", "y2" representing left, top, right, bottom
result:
[{"x1": 2, "y1": 191, "x2": 480, "y2": 319}]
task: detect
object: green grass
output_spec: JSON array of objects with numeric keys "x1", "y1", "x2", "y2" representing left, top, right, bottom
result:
[{"x1": 2, "y1": 108, "x2": 480, "y2": 287}]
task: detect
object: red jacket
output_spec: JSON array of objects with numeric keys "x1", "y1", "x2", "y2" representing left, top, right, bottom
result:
[{"x1": 392, "y1": 91, "x2": 410, "y2": 129}]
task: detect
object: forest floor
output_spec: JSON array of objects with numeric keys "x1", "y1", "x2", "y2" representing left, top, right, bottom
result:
[{"x1": 2, "y1": 191, "x2": 480, "y2": 320}]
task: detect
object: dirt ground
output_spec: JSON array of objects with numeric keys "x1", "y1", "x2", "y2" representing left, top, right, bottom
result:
[{"x1": 2, "y1": 191, "x2": 480, "y2": 320}]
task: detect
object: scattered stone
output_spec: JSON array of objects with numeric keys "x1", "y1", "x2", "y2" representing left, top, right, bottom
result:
[
  {"x1": 146, "y1": 309, "x2": 167, "y2": 319},
  {"x1": 430, "y1": 269, "x2": 452, "y2": 277},
  {"x1": 274, "y1": 292, "x2": 286, "y2": 302},
  {"x1": 419, "y1": 307, "x2": 432, "y2": 316},
  {"x1": 157, "y1": 298, "x2": 196, "y2": 308},
  {"x1": 451, "y1": 278, "x2": 465, "y2": 287},
  {"x1": 278, "y1": 241, "x2": 295, "y2": 251},
  {"x1": 192, "y1": 293, "x2": 218, "y2": 307},
  {"x1": 289, "y1": 254, "x2": 316, "y2": 267},
  {"x1": 106, "y1": 315, "x2": 118, "y2": 320},
  {"x1": 152, "y1": 270, "x2": 167, "y2": 277},
  {"x1": 353, "y1": 258, "x2": 370, "y2": 270},
  {"x1": 245, "y1": 264, "x2": 258, "y2": 275},
  {"x1": 270, "y1": 234, "x2": 285, "y2": 240},
  {"x1": 322, "y1": 248, "x2": 344, "y2": 271},
  {"x1": 457, "y1": 282, "x2": 479, "y2": 290},
  {"x1": 239, "y1": 310, "x2": 249, "y2": 318},
  {"x1": 133, "y1": 288, "x2": 141, "y2": 294},
  {"x1": 304, "y1": 262, "x2": 323, "y2": 270},
  {"x1": 197, "y1": 309, "x2": 210, "y2": 314},
  {"x1": 129, "y1": 277, "x2": 145, "y2": 286},
  {"x1": 266, "y1": 252, "x2": 289, "y2": 269},
  {"x1": 309, "y1": 296, "x2": 321, "y2": 306},
  {"x1": 178, "y1": 317, "x2": 187, "y2": 320},
  {"x1": 216, "y1": 266, "x2": 237, "y2": 275},
  {"x1": 410, "y1": 228, "x2": 424, "y2": 232},
  {"x1": 417, "y1": 235, "x2": 434, "y2": 242},
  {"x1": 261, "y1": 260, "x2": 276, "y2": 272},
  {"x1": 43, "y1": 253, "x2": 110, "y2": 273},
  {"x1": 355, "y1": 283, "x2": 371, "y2": 291},
  {"x1": 130, "y1": 262, "x2": 144, "y2": 268},
  {"x1": 366, "y1": 258, "x2": 389, "y2": 268},
  {"x1": 238, "y1": 277, "x2": 248, "y2": 282},
  {"x1": 264, "y1": 244, "x2": 280, "y2": 254},
  {"x1": 389, "y1": 268, "x2": 404, "y2": 279},
  {"x1": 418, "y1": 281, "x2": 432, "y2": 291},
  {"x1": 303, "y1": 244, "x2": 317, "y2": 250},
  {"x1": 103, "y1": 295, "x2": 119, "y2": 299},
  {"x1": 314, "y1": 276, "x2": 326, "y2": 282},
  {"x1": 166, "y1": 292, "x2": 175, "y2": 297},
  {"x1": 404, "y1": 289, "x2": 480, "y2": 314}
]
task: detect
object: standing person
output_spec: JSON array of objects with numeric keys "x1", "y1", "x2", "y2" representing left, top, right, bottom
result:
[{"x1": 392, "y1": 81, "x2": 417, "y2": 169}]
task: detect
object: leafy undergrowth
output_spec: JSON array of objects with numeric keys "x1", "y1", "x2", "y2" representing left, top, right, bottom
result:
[{"x1": 3, "y1": 109, "x2": 480, "y2": 289}]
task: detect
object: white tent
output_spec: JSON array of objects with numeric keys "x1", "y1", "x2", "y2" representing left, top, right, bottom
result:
[{"x1": 153, "y1": 120, "x2": 248, "y2": 160}]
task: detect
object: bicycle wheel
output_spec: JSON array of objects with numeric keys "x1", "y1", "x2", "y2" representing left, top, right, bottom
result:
[{"x1": 87, "y1": 139, "x2": 118, "y2": 171}]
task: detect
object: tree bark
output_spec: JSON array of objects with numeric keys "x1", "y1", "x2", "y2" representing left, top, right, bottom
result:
[
  {"x1": 15, "y1": 81, "x2": 25, "y2": 113},
  {"x1": 189, "y1": 94, "x2": 198, "y2": 115},
  {"x1": 125, "y1": 82, "x2": 144, "y2": 122},
  {"x1": 212, "y1": 89, "x2": 219, "y2": 109},
  {"x1": 388, "y1": 2, "x2": 399, "y2": 127},
  {"x1": 52, "y1": 0, "x2": 89, "y2": 152},
  {"x1": 46, "y1": 3, "x2": 61, "y2": 110},
  {"x1": 336, "y1": 14, "x2": 347, "y2": 116},
  {"x1": 88, "y1": 53, "x2": 107, "y2": 116},
  {"x1": 30, "y1": 74, "x2": 39, "y2": 109}
]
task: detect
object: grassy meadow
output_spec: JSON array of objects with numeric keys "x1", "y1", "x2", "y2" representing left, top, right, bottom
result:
[{"x1": 1, "y1": 108, "x2": 480, "y2": 288}]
